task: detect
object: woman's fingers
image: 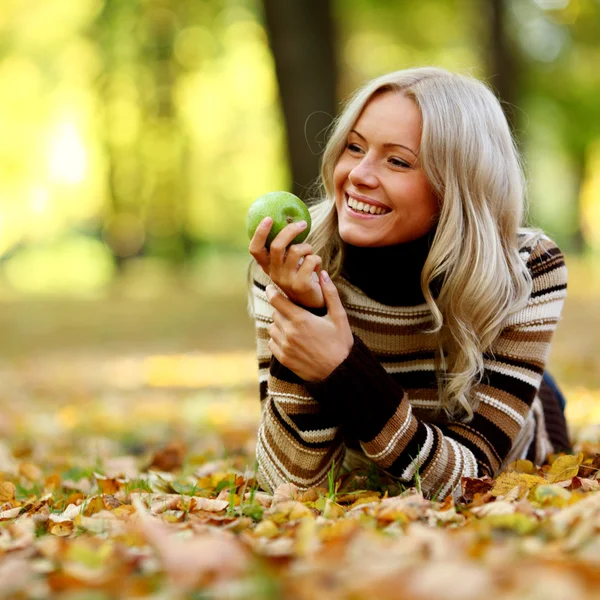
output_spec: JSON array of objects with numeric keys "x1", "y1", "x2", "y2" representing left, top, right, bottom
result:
[
  {"x1": 268, "y1": 321, "x2": 285, "y2": 350},
  {"x1": 292, "y1": 255, "x2": 322, "y2": 293},
  {"x1": 269, "y1": 222, "x2": 309, "y2": 264},
  {"x1": 284, "y1": 242, "x2": 314, "y2": 268},
  {"x1": 248, "y1": 217, "x2": 273, "y2": 267}
]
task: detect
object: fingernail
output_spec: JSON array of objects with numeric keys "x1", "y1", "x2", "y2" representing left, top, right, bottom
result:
[
  {"x1": 262, "y1": 217, "x2": 272, "y2": 227},
  {"x1": 297, "y1": 221, "x2": 307, "y2": 229},
  {"x1": 321, "y1": 270, "x2": 331, "y2": 284},
  {"x1": 266, "y1": 284, "x2": 274, "y2": 297}
]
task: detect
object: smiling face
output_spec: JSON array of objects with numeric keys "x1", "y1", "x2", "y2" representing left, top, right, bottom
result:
[{"x1": 333, "y1": 91, "x2": 439, "y2": 247}]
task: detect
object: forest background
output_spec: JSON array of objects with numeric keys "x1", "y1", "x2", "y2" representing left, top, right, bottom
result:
[{"x1": 0, "y1": 0, "x2": 599, "y2": 442}]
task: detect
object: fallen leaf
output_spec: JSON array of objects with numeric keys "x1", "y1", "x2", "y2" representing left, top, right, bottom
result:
[
  {"x1": 272, "y1": 482, "x2": 300, "y2": 505},
  {"x1": 19, "y1": 462, "x2": 43, "y2": 481},
  {"x1": 253, "y1": 519, "x2": 279, "y2": 538},
  {"x1": 490, "y1": 472, "x2": 546, "y2": 498},
  {"x1": 570, "y1": 477, "x2": 600, "y2": 492},
  {"x1": 148, "y1": 441, "x2": 186, "y2": 472},
  {"x1": 460, "y1": 476, "x2": 494, "y2": 503},
  {"x1": 0, "y1": 481, "x2": 16, "y2": 503},
  {"x1": 506, "y1": 459, "x2": 537, "y2": 474},
  {"x1": 547, "y1": 453, "x2": 583, "y2": 483},
  {"x1": 133, "y1": 497, "x2": 248, "y2": 592}
]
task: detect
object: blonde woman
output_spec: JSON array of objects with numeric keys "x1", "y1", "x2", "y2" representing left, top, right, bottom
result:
[{"x1": 248, "y1": 67, "x2": 569, "y2": 500}]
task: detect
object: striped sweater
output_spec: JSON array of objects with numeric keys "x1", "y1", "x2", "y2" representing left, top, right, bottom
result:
[{"x1": 250, "y1": 234, "x2": 568, "y2": 499}]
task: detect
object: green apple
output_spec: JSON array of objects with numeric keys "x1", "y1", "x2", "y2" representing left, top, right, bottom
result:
[{"x1": 246, "y1": 191, "x2": 311, "y2": 249}]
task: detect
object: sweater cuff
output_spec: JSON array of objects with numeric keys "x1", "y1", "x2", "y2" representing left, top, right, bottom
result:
[
  {"x1": 305, "y1": 334, "x2": 406, "y2": 442},
  {"x1": 298, "y1": 304, "x2": 328, "y2": 317}
]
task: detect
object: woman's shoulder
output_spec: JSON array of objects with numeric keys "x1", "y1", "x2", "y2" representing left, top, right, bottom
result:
[
  {"x1": 517, "y1": 230, "x2": 565, "y2": 268},
  {"x1": 517, "y1": 230, "x2": 568, "y2": 293}
]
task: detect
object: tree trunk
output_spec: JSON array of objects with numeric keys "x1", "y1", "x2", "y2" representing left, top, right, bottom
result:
[
  {"x1": 485, "y1": 0, "x2": 520, "y2": 134},
  {"x1": 262, "y1": 0, "x2": 339, "y2": 201}
]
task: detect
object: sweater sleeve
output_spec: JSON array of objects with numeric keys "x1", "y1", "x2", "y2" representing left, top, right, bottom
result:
[
  {"x1": 306, "y1": 237, "x2": 568, "y2": 499},
  {"x1": 249, "y1": 264, "x2": 345, "y2": 493}
]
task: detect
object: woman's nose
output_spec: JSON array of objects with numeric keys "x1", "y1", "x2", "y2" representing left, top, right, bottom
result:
[{"x1": 348, "y1": 156, "x2": 378, "y2": 188}]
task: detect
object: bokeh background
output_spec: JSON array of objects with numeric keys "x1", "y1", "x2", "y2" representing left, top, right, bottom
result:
[{"x1": 0, "y1": 0, "x2": 599, "y2": 450}]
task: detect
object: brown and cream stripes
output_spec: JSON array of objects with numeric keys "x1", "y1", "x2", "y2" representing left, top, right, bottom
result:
[{"x1": 251, "y1": 236, "x2": 567, "y2": 500}]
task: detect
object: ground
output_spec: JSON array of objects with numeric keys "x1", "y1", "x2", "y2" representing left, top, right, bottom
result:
[{"x1": 0, "y1": 254, "x2": 599, "y2": 599}]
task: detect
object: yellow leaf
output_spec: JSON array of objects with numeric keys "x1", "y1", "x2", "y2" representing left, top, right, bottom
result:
[
  {"x1": 490, "y1": 472, "x2": 546, "y2": 498},
  {"x1": 506, "y1": 459, "x2": 536, "y2": 474},
  {"x1": 253, "y1": 519, "x2": 279, "y2": 538},
  {"x1": 547, "y1": 453, "x2": 583, "y2": 483},
  {"x1": 268, "y1": 500, "x2": 313, "y2": 523},
  {"x1": 481, "y1": 513, "x2": 538, "y2": 535},
  {"x1": 50, "y1": 521, "x2": 74, "y2": 537},
  {"x1": 534, "y1": 484, "x2": 572, "y2": 507},
  {"x1": 0, "y1": 481, "x2": 16, "y2": 503},
  {"x1": 349, "y1": 495, "x2": 381, "y2": 510},
  {"x1": 322, "y1": 499, "x2": 345, "y2": 519}
]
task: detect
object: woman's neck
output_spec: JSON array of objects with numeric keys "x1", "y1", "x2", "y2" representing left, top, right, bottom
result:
[{"x1": 341, "y1": 228, "x2": 437, "y2": 306}]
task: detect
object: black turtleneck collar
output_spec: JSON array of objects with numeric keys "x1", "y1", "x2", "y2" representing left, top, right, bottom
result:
[{"x1": 341, "y1": 227, "x2": 437, "y2": 306}]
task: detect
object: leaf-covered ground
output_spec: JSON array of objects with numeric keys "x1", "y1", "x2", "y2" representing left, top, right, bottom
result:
[
  {"x1": 0, "y1": 349, "x2": 599, "y2": 600},
  {"x1": 0, "y1": 256, "x2": 599, "y2": 599}
]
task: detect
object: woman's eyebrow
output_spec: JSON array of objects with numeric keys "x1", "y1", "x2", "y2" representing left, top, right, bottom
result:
[{"x1": 350, "y1": 129, "x2": 418, "y2": 157}]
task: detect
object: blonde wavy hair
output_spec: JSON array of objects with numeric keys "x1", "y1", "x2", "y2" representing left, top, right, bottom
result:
[{"x1": 251, "y1": 66, "x2": 541, "y2": 420}]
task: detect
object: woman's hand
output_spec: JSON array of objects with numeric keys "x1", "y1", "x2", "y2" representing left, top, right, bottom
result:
[
  {"x1": 266, "y1": 271, "x2": 354, "y2": 382},
  {"x1": 249, "y1": 217, "x2": 325, "y2": 309}
]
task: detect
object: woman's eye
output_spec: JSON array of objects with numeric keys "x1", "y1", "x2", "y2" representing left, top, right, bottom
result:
[
  {"x1": 347, "y1": 143, "x2": 362, "y2": 153},
  {"x1": 389, "y1": 157, "x2": 411, "y2": 168}
]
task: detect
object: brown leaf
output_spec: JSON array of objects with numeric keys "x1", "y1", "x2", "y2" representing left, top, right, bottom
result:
[
  {"x1": 570, "y1": 477, "x2": 600, "y2": 492},
  {"x1": 18, "y1": 462, "x2": 42, "y2": 481},
  {"x1": 577, "y1": 455, "x2": 600, "y2": 479},
  {"x1": 0, "y1": 481, "x2": 16, "y2": 503},
  {"x1": 460, "y1": 476, "x2": 494, "y2": 503},
  {"x1": 148, "y1": 441, "x2": 186, "y2": 472},
  {"x1": 133, "y1": 497, "x2": 248, "y2": 592},
  {"x1": 94, "y1": 474, "x2": 122, "y2": 495}
]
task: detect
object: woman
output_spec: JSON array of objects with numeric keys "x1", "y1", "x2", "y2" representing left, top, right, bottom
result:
[{"x1": 248, "y1": 67, "x2": 569, "y2": 500}]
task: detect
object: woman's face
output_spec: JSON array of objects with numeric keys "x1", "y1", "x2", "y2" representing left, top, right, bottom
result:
[{"x1": 333, "y1": 92, "x2": 438, "y2": 247}]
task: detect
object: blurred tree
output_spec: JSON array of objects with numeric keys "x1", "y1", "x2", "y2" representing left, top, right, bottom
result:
[
  {"x1": 94, "y1": 0, "x2": 194, "y2": 270},
  {"x1": 518, "y1": 0, "x2": 600, "y2": 251},
  {"x1": 94, "y1": 0, "x2": 148, "y2": 271},
  {"x1": 261, "y1": 0, "x2": 339, "y2": 200},
  {"x1": 484, "y1": 0, "x2": 522, "y2": 132}
]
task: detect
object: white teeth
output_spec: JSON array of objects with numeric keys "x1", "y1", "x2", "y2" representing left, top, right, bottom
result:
[{"x1": 346, "y1": 196, "x2": 387, "y2": 215}]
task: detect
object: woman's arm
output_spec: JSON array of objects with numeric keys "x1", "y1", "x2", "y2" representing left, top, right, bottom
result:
[{"x1": 250, "y1": 265, "x2": 346, "y2": 493}]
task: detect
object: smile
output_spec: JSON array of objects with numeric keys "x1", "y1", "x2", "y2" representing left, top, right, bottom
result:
[{"x1": 346, "y1": 195, "x2": 390, "y2": 216}]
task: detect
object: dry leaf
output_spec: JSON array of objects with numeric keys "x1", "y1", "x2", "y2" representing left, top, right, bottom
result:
[
  {"x1": 490, "y1": 472, "x2": 546, "y2": 497},
  {"x1": 570, "y1": 477, "x2": 600, "y2": 492},
  {"x1": 547, "y1": 453, "x2": 583, "y2": 483},
  {"x1": 0, "y1": 480, "x2": 16, "y2": 503},
  {"x1": 272, "y1": 482, "x2": 300, "y2": 505},
  {"x1": 268, "y1": 500, "x2": 314, "y2": 522},
  {"x1": 506, "y1": 459, "x2": 536, "y2": 474},
  {"x1": 253, "y1": 519, "x2": 279, "y2": 538},
  {"x1": 18, "y1": 462, "x2": 42, "y2": 481},
  {"x1": 148, "y1": 441, "x2": 186, "y2": 472},
  {"x1": 133, "y1": 497, "x2": 248, "y2": 592},
  {"x1": 190, "y1": 497, "x2": 229, "y2": 512}
]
